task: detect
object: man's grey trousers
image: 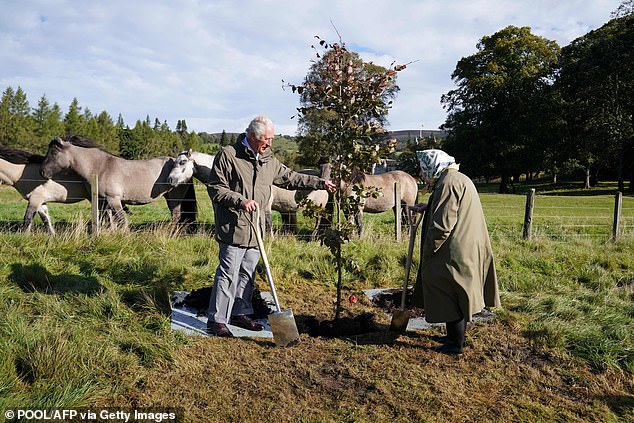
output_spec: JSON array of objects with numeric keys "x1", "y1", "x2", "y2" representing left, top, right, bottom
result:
[{"x1": 208, "y1": 242, "x2": 261, "y2": 324}]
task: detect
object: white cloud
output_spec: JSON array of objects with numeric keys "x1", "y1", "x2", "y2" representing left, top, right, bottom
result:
[{"x1": 0, "y1": 0, "x2": 623, "y2": 135}]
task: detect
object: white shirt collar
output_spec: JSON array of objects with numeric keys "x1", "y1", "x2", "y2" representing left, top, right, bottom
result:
[{"x1": 242, "y1": 136, "x2": 258, "y2": 160}]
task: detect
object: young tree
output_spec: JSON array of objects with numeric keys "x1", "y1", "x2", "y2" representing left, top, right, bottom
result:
[
  {"x1": 286, "y1": 36, "x2": 406, "y2": 320},
  {"x1": 294, "y1": 45, "x2": 400, "y2": 167}
]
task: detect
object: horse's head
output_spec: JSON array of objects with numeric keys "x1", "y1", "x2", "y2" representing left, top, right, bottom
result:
[
  {"x1": 40, "y1": 137, "x2": 72, "y2": 179},
  {"x1": 167, "y1": 149, "x2": 194, "y2": 186}
]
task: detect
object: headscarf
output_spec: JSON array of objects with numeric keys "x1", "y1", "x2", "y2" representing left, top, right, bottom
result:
[{"x1": 416, "y1": 149, "x2": 459, "y2": 189}]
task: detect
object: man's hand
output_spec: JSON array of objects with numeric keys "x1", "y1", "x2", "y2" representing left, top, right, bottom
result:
[
  {"x1": 242, "y1": 199, "x2": 259, "y2": 212},
  {"x1": 411, "y1": 203, "x2": 428, "y2": 213},
  {"x1": 324, "y1": 180, "x2": 337, "y2": 193}
]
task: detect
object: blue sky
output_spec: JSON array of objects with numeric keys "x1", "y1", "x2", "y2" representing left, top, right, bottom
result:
[{"x1": 0, "y1": 0, "x2": 623, "y2": 135}]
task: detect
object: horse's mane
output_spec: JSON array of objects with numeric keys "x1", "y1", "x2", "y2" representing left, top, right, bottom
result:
[
  {"x1": 350, "y1": 169, "x2": 367, "y2": 184},
  {"x1": 49, "y1": 135, "x2": 117, "y2": 157},
  {"x1": 0, "y1": 146, "x2": 44, "y2": 164},
  {"x1": 61, "y1": 135, "x2": 107, "y2": 150}
]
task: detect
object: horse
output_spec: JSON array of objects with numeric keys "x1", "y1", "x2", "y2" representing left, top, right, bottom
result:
[
  {"x1": 167, "y1": 150, "x2": 327, "y2": 239},
  {"x1": 269, "y1": 183, "x2": 329, "y2": 240},
  {"x1": 0, "y1": 146, "x2": 90, "y2": 234},
  {"x1": 40, "y1": 136, "x2": 197, "y2": 230},
  {"x1": 321, "y1": 162, "x2": 419, "y2": 237},
  {"x1": 167, "y1": 149, "x2": 216, "y2": 186}
]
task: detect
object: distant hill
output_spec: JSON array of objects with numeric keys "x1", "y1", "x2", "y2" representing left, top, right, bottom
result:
[
  {"x1": 389, "y1": 129, "x2": 448, "y2": 142},
  {"x1": 197, "y1": 130, "x2": 447, "y2": 155}
]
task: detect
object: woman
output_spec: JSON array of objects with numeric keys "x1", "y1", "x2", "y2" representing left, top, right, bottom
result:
[{"x1": 412, "y1": 149, "x2": 500, "y2": 354}]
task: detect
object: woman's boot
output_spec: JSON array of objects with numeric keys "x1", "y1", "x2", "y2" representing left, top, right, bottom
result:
[{"x1": 433, "y1": 317, "x2": 466, "y2": 354}]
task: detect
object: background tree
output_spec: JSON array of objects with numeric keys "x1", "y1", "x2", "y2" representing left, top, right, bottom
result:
[
  {"x1": 611, "y1": 0, "x2": 634, "y2": 18},
  {"x1": 96, "y1": 111, "x2": 119, "y2": 153},
  {"x1": 0, "y1": 87, "x2": 14, "y2": 144},
  {"x1": 557, "y1": 13, "x2": 634, "y2": 190},
  {"x1": 0, "y1": 87, "x2": 34, "y2": 148},
  {"x1": 287, "y1": 35, "x2": 406, "y2": 320},
  {"x1": 441, "y1": 26, "x2": 560, "y2": 193},
  {"x1": 32, "y1": 95, "x2": 64, "y2": 151},
  {"x1": 64, "y1": 98, "x2": 84, "y2": 136},
  {"x1": 220, "y1": 130, "x2": 229, "y2": 146}
]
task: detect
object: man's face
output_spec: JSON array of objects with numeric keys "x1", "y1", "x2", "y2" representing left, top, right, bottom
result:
[{"x1": 248, "y1": 126, "x2": 274, "y2": 154}]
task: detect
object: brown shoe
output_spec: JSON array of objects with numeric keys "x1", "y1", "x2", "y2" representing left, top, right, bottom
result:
[
  {"x1": 230, "y1": 315, "x2": 264, "y2": 331},
  {"x1": 206, "y1": 322, "x2": 233, "y2": 337}
]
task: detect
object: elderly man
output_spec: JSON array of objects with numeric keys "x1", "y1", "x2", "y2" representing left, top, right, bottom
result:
[
  {"x1": 205, "y1": 116, "x2": 335, "y2": 337},
  {"x1": 412, "y1": 149, "x2": 500, "y2": 354}
]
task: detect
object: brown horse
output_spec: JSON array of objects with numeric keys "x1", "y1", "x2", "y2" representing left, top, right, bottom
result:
[
  {"x1": 40, "y1": 136, "x2": 197, "y2": 230},
  {"x1": 322, "y1": 162, "x2": 419, "y2": 237},
  {"x1": 268, "y1": 181, "x2": 329, "y2": 239}
]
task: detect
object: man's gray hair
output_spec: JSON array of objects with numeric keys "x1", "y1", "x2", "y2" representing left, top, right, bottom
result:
[{"x1": 246, "y1": 116, "x2": 274, "y2": 138}]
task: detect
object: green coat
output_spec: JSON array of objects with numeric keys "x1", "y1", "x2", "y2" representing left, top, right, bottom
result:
[
  {"x1": 412, "y1": 169, "x2": 500, "y2": 323},
  {"x1": 207, "y1": 139, "x2": 326, "y2": 248}
]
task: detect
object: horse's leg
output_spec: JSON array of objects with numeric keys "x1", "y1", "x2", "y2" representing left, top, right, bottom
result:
[
  {"x1": 289, "y1": 211, "x2": 298, "y2": 233},
  {"x1": 23, "y1": 202, "x2": 37, "y2": 234},
  {"x1": 265, "y1": 210, "x2": 274, "y2": 238},
  {"x1": 310, "y1": 215, "x2": 322, "y2": 241},
  {"x1": 403, "y1": 203, "x2": 412, "y2": 228},
  {"x1": 280, "y1": 211, "x2": 297, "y2": 234},
  {"x1": 180, "y1": 183, "x2": 197, "y2": 230},
  {"x1": 165, "y1": 183, "x2": 197, "y2": 232},
  {"x1": 98, "y1": 198, "x2": 110, "y2": 229},
  {"x1": 36, "y1": 204, "x2": 55, "y2": 235},
  {"x1": 107, "y1": 197, "x2": 128, "y2": 230},
  {"x1": 356, "y1": 210, "x2": 363, "y2": 238},
  {"x1": 166, "y1": 198, "x2": 182, "y2": 225}
]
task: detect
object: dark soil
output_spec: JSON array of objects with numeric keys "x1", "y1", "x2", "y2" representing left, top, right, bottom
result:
[
  {"x1": 296, "y1": 312, "x2": 378, "y2": 338},
  {"x1": 173, "y1": 286, "x2": 423, "y2": 338},
  {"x1": 369, "y1": 287, "x2": 425, "y2": 317}
]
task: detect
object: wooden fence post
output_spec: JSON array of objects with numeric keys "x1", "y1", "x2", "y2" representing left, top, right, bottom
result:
[
  {"x1": 523, "y1": 188, "x2": 535, "y2": 240},
  {"x1": 90, "y1": 173, "x2": 99, "y2": 236},
  {"x1": 394, "y1": 181, "x2": 402, "y2": 242},
  {"x1": 612, "y1": 191, "x2": 622, "y2": 242}
]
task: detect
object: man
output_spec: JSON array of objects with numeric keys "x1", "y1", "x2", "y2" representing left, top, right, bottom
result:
[
  {"x1": 412, "y1": 149, "x2": 500, "y2": 354},
  {"x1": 205, "y1": 116, "x2": 336, "y2": 337}
]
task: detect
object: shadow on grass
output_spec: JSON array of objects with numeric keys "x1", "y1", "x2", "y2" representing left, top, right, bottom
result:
[
  {"x1": 601, "y1": 393, "x2": 634, "y2": 419},
  {"x1": 9, "y1": 262, "x2": 102, "y2": 295}
]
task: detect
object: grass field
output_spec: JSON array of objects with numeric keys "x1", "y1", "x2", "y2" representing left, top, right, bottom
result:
[{"x1": 0, "y1": 181, "x2": 633, "y2": 421}]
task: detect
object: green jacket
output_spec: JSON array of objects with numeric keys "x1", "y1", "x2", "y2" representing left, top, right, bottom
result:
[
  {"x1": 412, "y1": 168, "x2": 500, "y2": 322},
  {"x1": 207, "y1": 139, "x2": 327, "y2": 247}
]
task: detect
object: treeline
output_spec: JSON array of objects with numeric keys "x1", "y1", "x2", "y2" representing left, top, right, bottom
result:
[
  {"x1": 437, "y1": 11, "x2": 633, "y2": 193},
  {"x1": 0, "y1": 88, "x2": 244, "y2": 159}
]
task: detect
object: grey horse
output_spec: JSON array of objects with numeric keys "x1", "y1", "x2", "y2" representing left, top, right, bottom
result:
[
  {"x1": 0, "y1": 146, "x2": 89, "y2": 234},
  {"x1": 40, "y1": 136, "x2": 196, "y2": 230}
]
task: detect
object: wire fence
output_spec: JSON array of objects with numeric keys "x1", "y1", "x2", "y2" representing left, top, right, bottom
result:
[{"x1": 1, "y1": 179, "x2": 633, "y2": 241}]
